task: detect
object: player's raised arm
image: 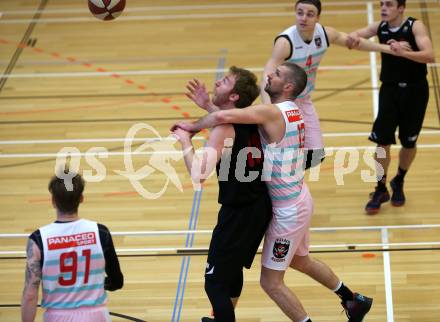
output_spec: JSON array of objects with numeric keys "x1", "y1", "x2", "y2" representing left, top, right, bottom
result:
[
  {"x1": 186, "y1": 79, "x2": 220, "y2": 113},
  {"x1": 261, "y1": 37, "x2": 291, "y2": 104}
]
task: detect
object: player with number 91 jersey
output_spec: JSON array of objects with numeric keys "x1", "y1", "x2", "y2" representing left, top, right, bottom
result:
[{"x1": 39, "y1": 219, "x2": 107, "y2": 309}]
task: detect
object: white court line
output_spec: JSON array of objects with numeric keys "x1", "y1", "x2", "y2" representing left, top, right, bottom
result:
[
  {"x1": 382, "y1": 228, "x2": 395, "y2": 322},
  {"x1": 1, "y1": 130, "x2": 439, "y2": 146},
  {"x1": 0, "y1": 8, "x2": 438, "y2": 24},
  {"x1": 0, "y1": 137, "x2": 206, "y2": 145},
  {"x1": 1, "y1": 241, "x2": 440, "y2": 256},
  {"x1": 1, "y1": 64, "x2": 439, "y2": 78},
  {"x1": 2, "y1": 224, "x2": 440, "y2": 238},
  {"x1": 2, "y1": 1, "x2": 439, "y2": 15},
  {"x1": 367, "y1": 2, "x2": 379, "y2": 119},
  {"x1": 1, "y1": 144, "x2": 440, "y2": 159}
]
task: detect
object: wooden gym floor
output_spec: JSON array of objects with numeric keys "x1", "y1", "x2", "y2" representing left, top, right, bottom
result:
[{"x1": 0, "y1": 0, "x2": 439, "y2": 321}]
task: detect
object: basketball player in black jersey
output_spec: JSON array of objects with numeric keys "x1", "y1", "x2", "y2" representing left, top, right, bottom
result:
[
  {"x1": 172, "y1": 67, "x2": 272, "y2": 322},
  {"x1": 346, "y1": 0, "x2": 435, "y2": 215}
]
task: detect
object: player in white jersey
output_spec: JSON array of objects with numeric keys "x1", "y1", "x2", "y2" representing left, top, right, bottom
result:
[
  {"x1": 172, "y1": 61, "x2": 372, "y2": 322},
  {"x1": 21, "y1": 173, "x2": 123, "y2": 322},
  {"x1": 261, "y1": 0, "x2": 396, "y2": 169}
]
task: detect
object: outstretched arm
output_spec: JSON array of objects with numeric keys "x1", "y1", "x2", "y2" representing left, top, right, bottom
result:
[
  {"x1": 326, "y1": 25, "x2": 392, "y2": 54},
  {"x1": 261, "y1": 37, "x2": 291, "y2": 104},
  {"x1": 345, "y1": 22, "x2": 380, "y2": 49},
  {"x1": 171, "y1": 104, "x2": 278, "y2": 133},
  {"x1": 21, "y1": 239, "x2": 41, "y2": 322}
]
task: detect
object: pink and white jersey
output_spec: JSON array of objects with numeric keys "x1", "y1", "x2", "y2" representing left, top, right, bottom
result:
[
  {"x1": 277, "y1": 23, "x2": 328, "y2": 149},
  {"x1": 40, "y1": 219, "x2": 107, "y2": 309},
  {"x1": 260, "y1": 101, "x2": 305, "y2": 208},
  {"x1": 278, "y1": 23, "x2": 329, "y2": 99}
]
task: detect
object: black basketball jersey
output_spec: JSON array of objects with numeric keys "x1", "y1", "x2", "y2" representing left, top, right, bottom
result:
[
  {"x1": 216, "y1": 124, "x2": 268, "y2": 206},
  {"x1": 377, "y1": 17, "x2": 427, "y2": 83}
]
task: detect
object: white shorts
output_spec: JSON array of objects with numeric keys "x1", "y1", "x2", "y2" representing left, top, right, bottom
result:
[
  {"x1": 44, "y1": 305, "x2": 111, "y2": 322},
  {"x1": 261, "y1": 185, "x2": 313, "y2": 271}
]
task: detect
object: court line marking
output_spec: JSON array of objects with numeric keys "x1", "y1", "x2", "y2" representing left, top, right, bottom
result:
[
  {"x1": 0, "y1": 8, "x2": 438, "y2": 24},
  {"x1": 1, "y1": 63, "x2": 440, "y2": 78},
  {"x1": 2, "y1": 241, "x2": 440, "y2": 256},
  {"x1": 2, "y1": 223, "x2": 440, "y2": 238},
  {"x1": 2, "y1": 1, "x2": 439, "y2": 15},
  {"x1": 367, "y1": 2, "x2": 379, "y2": 119},
  {"x1": 1, "y1": 130, "x2": 439, "y2": 145},
  {"x1": 1, "y1": 143, "x2": 439, "y2": 159},
  {"x1": 381, "y1": 228, "x2": 395, "y2": 322}
]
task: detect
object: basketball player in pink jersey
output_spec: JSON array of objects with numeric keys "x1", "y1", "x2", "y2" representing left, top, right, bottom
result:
[
  {"x1": 261, "y1": 0, "x2": 398, "y2": 169},
  {"x1": 172, "y1": 61, "x2": 372, "y2": 322},
  {"x1": 21, "y1": 173, "x2": 123, "y2": 322}
]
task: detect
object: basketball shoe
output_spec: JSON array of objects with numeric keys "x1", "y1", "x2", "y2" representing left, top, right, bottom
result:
[
  {"x1": 365, "y1": 187, "x2": 390, "y2": 215},
  {"x1": 390, "y1": 178, "x2": 405, "y2": 206},
  {"x1": 341, "y1": 293, "x2": 373, "y2": 322},
  {"x1": 200, "y1": 317, "x2": 214, "y2": 322}
]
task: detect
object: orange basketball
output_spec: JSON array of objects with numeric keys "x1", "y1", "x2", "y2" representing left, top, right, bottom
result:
[{"x1": 88, "y1": 0, "x2": 126, "y2": 21}]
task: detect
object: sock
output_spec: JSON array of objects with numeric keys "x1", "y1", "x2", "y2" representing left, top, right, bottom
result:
[
  {"x1": 377, "y1": 175, "x2": 387, "y2": 191},
  {"x1": 299, "y1": 317, "x2": 312, "y2": 322},
  {"x1": 394, "y1": 167, "x2": 407, "y2": 183},
  {"x1": 334, "y1": 281, "x2": 354, "y2": 303}
]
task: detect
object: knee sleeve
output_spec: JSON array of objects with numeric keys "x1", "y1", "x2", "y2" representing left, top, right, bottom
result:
[{"x1": 399, "y1": 136, "x2": 417, "y2": 148}]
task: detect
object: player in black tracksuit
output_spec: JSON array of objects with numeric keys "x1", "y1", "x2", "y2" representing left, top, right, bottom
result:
[
  {"x1": 204, "y1": 123, "x2": 272, "y2": 322},
  {"x1": 172, "y1": 67, "x2": 272, "y2": 322},
  {"x1": 346, "y1": 0, "x2": 435, "y2": 214}
]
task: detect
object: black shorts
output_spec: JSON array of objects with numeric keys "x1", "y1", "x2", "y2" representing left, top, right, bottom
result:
[
  {"x1": 304, "y1": 148, "x2": 325, "y2": 170},
  {"x1": 206, "y1": 193, "x2": 272, "y2": 279},
  {"x1": 369, "y1": 80, "x2": 429, "y2": 147}
]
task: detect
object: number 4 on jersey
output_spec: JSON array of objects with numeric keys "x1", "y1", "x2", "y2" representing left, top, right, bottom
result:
[{"x1": 306, "y1": 55, "x2": 312, "y2": 68}]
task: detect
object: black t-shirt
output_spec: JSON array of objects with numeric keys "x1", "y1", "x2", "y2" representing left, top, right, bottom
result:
[
  {"x1": 216, "y1": 124, "x2": 268, "y2": 206},
  {"x1": 378, "y1": 17, "x2": 427, "y2": 83},
  {"x1": 29, "y1": 221, "x2": 123, "y2": 291}
]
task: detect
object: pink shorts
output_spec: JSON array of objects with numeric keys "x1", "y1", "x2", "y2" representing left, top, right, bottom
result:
[
  {"x1": 44, "y1": 305, "x2": 111, "y2": 322},
  {"x1": 261, "y1": 185, "x2": 313, "y2": 271},
  {"x1": 295, "y1": 97, "x2": 323, "y2": 150}
]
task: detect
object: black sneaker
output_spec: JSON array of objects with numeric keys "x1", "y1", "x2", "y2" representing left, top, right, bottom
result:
[
  {"x1": 342, "y1": 293, "x2": 373, "y2": 322},
  {"x1": 365, "y1": 187, "x2": 390, "y2": 215},
  {"x1": 201, "y1": 317, "x2": 215, "y2": 322},
  {"x1": 390, "y1": 178, "x2": 405, "y2": 207}
]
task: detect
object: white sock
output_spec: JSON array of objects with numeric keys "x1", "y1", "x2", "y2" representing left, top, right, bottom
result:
[
  {"x1": 332, "y1": 280, "x2": 343, "y2": 292},
  {"x1": 299, "y1": 317, "x2": 311, "y2": 322}
]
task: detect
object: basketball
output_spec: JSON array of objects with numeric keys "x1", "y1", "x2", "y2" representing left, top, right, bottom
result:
[{"x1": 88, "y1": 0, "x2": 126, "y2": 21}]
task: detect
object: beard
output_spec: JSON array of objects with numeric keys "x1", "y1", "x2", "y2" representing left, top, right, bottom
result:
[
  {"x1": 212, "y1": 93, "x2": 229, "y2": 107},
  {"x1": 264, "y1": 82, "x2": 279, "y2": 102}
]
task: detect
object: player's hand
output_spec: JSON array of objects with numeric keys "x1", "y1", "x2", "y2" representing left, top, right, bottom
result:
[
  {"x1": 170, "y1": 121, "x2": 196, "y2": 132},
  {"x1": 388, "y1": 39, "x2": 413, "y2": 56},
  {"x1": 387, "y1": 39, "x2": 413, "y2": 56},
  {"x1": 172, "y1": 127, "x2": 192, "y2": 144},
  {"x1": 186, "y1": 79, "x2": 211, "y2": 110},
  {"x1": 346, "y1": 32, "x2": 361, "y2": 49}
]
